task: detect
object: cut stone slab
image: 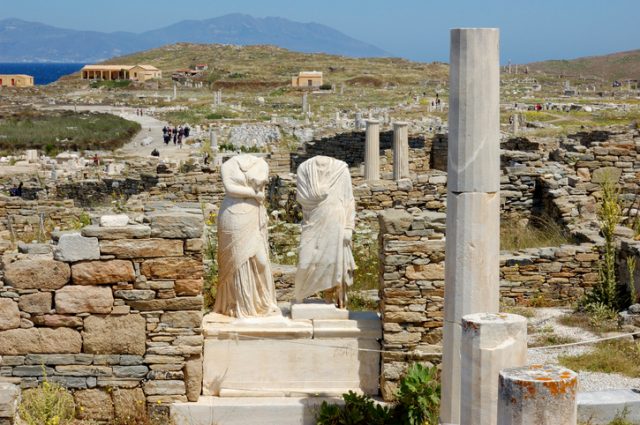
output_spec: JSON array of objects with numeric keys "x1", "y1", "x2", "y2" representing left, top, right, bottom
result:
[
  {"x1": 577, "y1": 390, "x2": 640, "y2": 425},
  {"x1": 148, "y1": 212, "x2": 203, "y2": 239},
  {"x1": 18, "y1": 292, "x2": 52, "y2": 314},
  {"x1": 82, "y1": 225, "x2": 151, "y2": 240},
  {"x1": 141, "y1": 258, "x2": 203, "y2": 280},
  {"x1": 72, "y1": 260, "x2": 135, "y2": 284},
  {"x1": 55, "y1": 286, "x2": 113, "y2": 314},
  {"x1": 202, "y1": 313, "x2": 380, "y2": 397},
  {"x1": 17, "y1": 242, "x2": 52, "y2": 255},
  {"x1": 0, "y1": 328, "x2": 81, "y2": 355},
  {"x1": 100, "y1": 239, "x2": 183, "y2": 258},
  {"x1": 54, "y1": 233, "x2": 100, "y2": 262},
  {"x1": 313, "y1": 312, "x2": 382, "y2": 339},
  {"x1": 0, "y1": 381, "x2": 19, "y2": 419},
  {"x1": 100, "y1": 214, "x2": 130, "y2": 227},
  {"x1": 171, "y1": 396, "x2": 342, "y2": 425},
  {"x1": 4, "y1": 258, "x2": 70, "y2": 290},
  {"x1": 0, "y1": 299, "x2": 20, "y2": 331},
  {"x1": 83, "y1": 314, "x2": 146, "y2": 356},
  {"x1": 290, "y1": 303, "x2": 349, "y2": 320},
  {"x1": 591, "y1": 167, "x2": 622, "y2": 184}
]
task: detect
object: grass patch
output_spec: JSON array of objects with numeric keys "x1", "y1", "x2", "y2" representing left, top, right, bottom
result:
[
  {"x1": 558, "y1": 312, "x2": 619, "y2": 334},
  {"x1": 560, "y1": 340, "x2": 640, "y2": 377},
  {"x1": 501, "y1": 215, "x2": 573, "y2": 251},
  {"x1": 89, "y1": 80, "x2": 132, "y2": 89},
  {"x1": 529, "y1": 333, "x2": 577, "y2": 348},
  {"x1": 0, "y1": 110, "x2": 140, "y2": 152},
  {"x1": 500, "y1": 306, "x2": 536, "y2": 319}
]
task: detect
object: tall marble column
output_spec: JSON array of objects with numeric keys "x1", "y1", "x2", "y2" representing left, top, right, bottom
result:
[
  {"x1": 392, "y1": 122, "x2": 409, "y2": 180},
  {"x1": 440, "y1": 28, "x2": 500, "y2": 425},
  {"x1": 364, "y1": 120, "x2": 380, "y2": 181}
]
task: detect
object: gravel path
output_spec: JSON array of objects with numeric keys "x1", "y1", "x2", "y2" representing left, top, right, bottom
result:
[{"x1": 527, "y1": 307, "x2": 640, "y2": 392}]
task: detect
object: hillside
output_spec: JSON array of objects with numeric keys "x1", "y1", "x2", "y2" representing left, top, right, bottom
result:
[
  {"x1": 527, "y1": 49, "x2": 640, "y2": 81},
  {"x1": 0, "y1": 15, "x2": 388, "y2": 62},
  {"x1": 99, "y1": 43, "x2": 448, "y2": 88}
]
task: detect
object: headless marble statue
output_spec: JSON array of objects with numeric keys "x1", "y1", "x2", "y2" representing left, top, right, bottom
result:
[
  {"x1": 214, "y1": 154, "x2": 280, "y2": 318},
  {"x1": 295, "y1": 156, "x2": 356, "y2": 308}
]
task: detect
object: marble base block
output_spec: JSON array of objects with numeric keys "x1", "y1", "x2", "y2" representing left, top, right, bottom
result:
[{"x1": 202, "y1": 312, "x2": 380, "y2": 397}]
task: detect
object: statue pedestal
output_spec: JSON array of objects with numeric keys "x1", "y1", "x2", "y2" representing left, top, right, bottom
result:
[{"x1": 201, "y1": 311, "x2": 381, "y2": 397}]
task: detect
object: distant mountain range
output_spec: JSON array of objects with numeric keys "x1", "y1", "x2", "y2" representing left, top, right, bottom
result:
[
  {"x1": 0, "y1": 15, "x2": 389, "y2": 63},
  {"x1": 527, "y1": 49, "x2": 640, "y2": 81}
]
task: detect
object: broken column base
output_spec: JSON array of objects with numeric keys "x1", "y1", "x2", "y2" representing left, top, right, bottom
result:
[{"x1": 498, "y1": 365, "x2": 578, "y2": 425}]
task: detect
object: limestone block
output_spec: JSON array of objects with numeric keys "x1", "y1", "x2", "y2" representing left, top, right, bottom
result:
[
  {"x1": 4, "y1": 259, "x2": 70, "y2": 290},
  {"x1": 113, "y1": 388, "x2": 146, "y2": 423},
  {"x1": 55, "y1": 286, "x2": 113, "y2": 314},
  {"x1": 461, "y1": 313, "x2": 527, "y2": 425},
  {"x1": 82, "y1": 225, "x2": 151, "y2": 240},
  {"x1": 144, "y1": 380, "x2": 186, "y2": 396},
  {"x1": 141, "y1": 258, "x2": 203, "y2": 280},
  {"x1": 128, "y1": 296, "x2": 203, "y2": 312},
  {"x1": 448, "y1": 28, "x2": 500, "y2": 193},
  {"x1": 498, "y1": 365, "x2": 577, "y2": 425},
  {"x1": 591, "y1": 166, "x2": 622, "y2": 184},
  {"x1": 54, "y1": 233, "x2": 100, "y2": 262},
  {"x1": 149, "y1": 212, "x2": 203, "y2": 239},
  {"x1": 17, "y1": 242, "x2": 51, "y2": 255},
  {"x1": 184, "y1": 356, "x2": 203, "y2": 402},
  {"x1": 174, "y1": 279, "x2": 203, "y2": 296},
  {"x1": 72, "y1": 260, "x2": 135, "y2": 284},
  {"x1": 313, "y1": 312, "x2": 382, "y2": 339},
  {"x1": 0, "y1": 299, "x2": 20, "y2": 331},
  {"x1": 100, "y1": 214, "x2": 130, "y2": 227},
  {"x1": 31, "y1": 314, "x2": 83, "y2": 328},
  {"x1": 83, "y1": 314, "x2": 146, "y2": 356},
  {"x1": 99, "y1": 239, "x2": 183, "y2": 259},
  {"x1": 74, "y1": 389, "x2": 114, "y2": 422},
  {"x1": 378, "y1": 209, "x2": 413, "y2": 235},
  {"x1": 113, "y1": 290, "x2": 156, "y2": 301},
  {"x1": 577, "y1": 389, "x2": 640, "y2": 425},
  {"x1": 0, "y1": 328, "x2": 81, "y2": 355},
  {"x1": 0, "y1": 382, "x2": 19, "y2": 419},
  {"x1": 290, "y1": 303, "x2": 348, "y2": 320},
  {"x1": 161, "y1": 311, "x2": 203, "y2": 328},
  {"x1": 18, "y1": 292, "x2": 52, "y2": 314},
  {"x1": 406, "y1": 263, "x2": 444, "y2": 280}
]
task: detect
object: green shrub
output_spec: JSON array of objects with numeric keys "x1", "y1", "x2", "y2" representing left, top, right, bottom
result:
[
  {"x1": 316, "y1": 391, "x2": 392, "y2": 425},
  {"x1": 581, "y1": 174, "x2": 625, "y2": 312},
  {"x1": 393, "y1": 364, "x2": 441, "y2": 425},
  {"x1": 19, "y1": 373, "x2": 75, "y2": 425},
  {"x1": 320, "y1": 83, "x2": 333, "y2": 90}
]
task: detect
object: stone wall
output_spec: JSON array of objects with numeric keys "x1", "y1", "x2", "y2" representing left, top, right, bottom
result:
[
  {"x1": 378, "y1": 209, "x2": 445, "y2": 400},
  {"x1": 0, "y1": 196, "x2": 85, "y2": 246},
  {"x1": 500, "y1": 244, "x2": 600, "y2": 305},
  {"x1": 0, "y1": 210, "x2": 204, "y2": 422},
  {"x1": 377, "y1": 209, "x2": 603, "y2": 400}
]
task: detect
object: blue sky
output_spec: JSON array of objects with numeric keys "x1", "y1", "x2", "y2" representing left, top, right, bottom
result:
[{"x1": 3, "y1": 0, "x2": 640, "y2": 63}]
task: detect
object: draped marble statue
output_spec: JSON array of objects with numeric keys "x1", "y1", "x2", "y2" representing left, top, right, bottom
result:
[
  {"x1": 295, "y1": 156, "x2": 356, "y2": 308},
  {"x1": 213, "y1": 154, "x2": 280, "y2": 318}
]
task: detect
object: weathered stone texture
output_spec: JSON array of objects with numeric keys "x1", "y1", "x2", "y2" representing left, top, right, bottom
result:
[
  {"x1": 0, "y1": 328, "x2": 82, "y2": 355},
  {"x1": 140, "y1": 258, "x2": 203, "y2": 280},
  {"x1": 99, "y1": 239, "x2": 183, "y2": 258},
  {"x1": 72, "y1": 260, "x2": 135, "y2": 284},
  {"x1": 54, "y1": 233, "x2": 100, "y2": 262},
  {"x1": 18, "y1": 292, "x2": 52, "y2": 314},
  {"x1": 55, "y1": 286, "x2": 114, "y2": 314},
  {"x1": 83, "y1": 315, "x2": 146, "y2": 356},
  {"x1": 0, "y1": 299, "x2": 20, "y2": 331},
  {"x1": 4, "y1": 259, "x2": 70, "y2": 289}
]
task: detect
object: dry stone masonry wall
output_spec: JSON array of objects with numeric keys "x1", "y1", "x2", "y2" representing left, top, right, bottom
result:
[{"x1": 0, "y1": 209, "x2": 204, "y2": 422}]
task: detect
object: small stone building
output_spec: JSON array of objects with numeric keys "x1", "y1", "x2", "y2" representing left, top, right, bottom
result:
[
  {"x1": 80, "y1": 64, "x2": 161, "y2": 82},
  {"x1": 292, "y1": 71, "x2": 323, "y2": 88},
  {"x1": 0, "y1": 74, "x2": 34, "y2": 87}
]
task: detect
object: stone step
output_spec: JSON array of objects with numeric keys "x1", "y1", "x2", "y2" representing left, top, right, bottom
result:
[
  {"x1": 578, "y1": 389, "x2": 640, "y2": 425},
  {"x1": 171, "y1": 396, "x2": 342, "y2": 425}
]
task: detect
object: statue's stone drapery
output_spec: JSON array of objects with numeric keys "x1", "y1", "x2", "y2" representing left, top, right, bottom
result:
[
  {"x1": 295, "y1": 156, "x2": 356, "y2": 307},
  {"x1": 213, "y1": 155, "x2": 279, "y2": 318}
]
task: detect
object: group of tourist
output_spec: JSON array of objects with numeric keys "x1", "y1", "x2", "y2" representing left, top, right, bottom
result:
[{"x1": 162, "y1": 125, "x2": 190, "y2": 148}]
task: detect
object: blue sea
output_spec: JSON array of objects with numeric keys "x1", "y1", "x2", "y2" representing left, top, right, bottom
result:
[{"x1": 0, "y1": 63, "x2": 85, "y2": 85}]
